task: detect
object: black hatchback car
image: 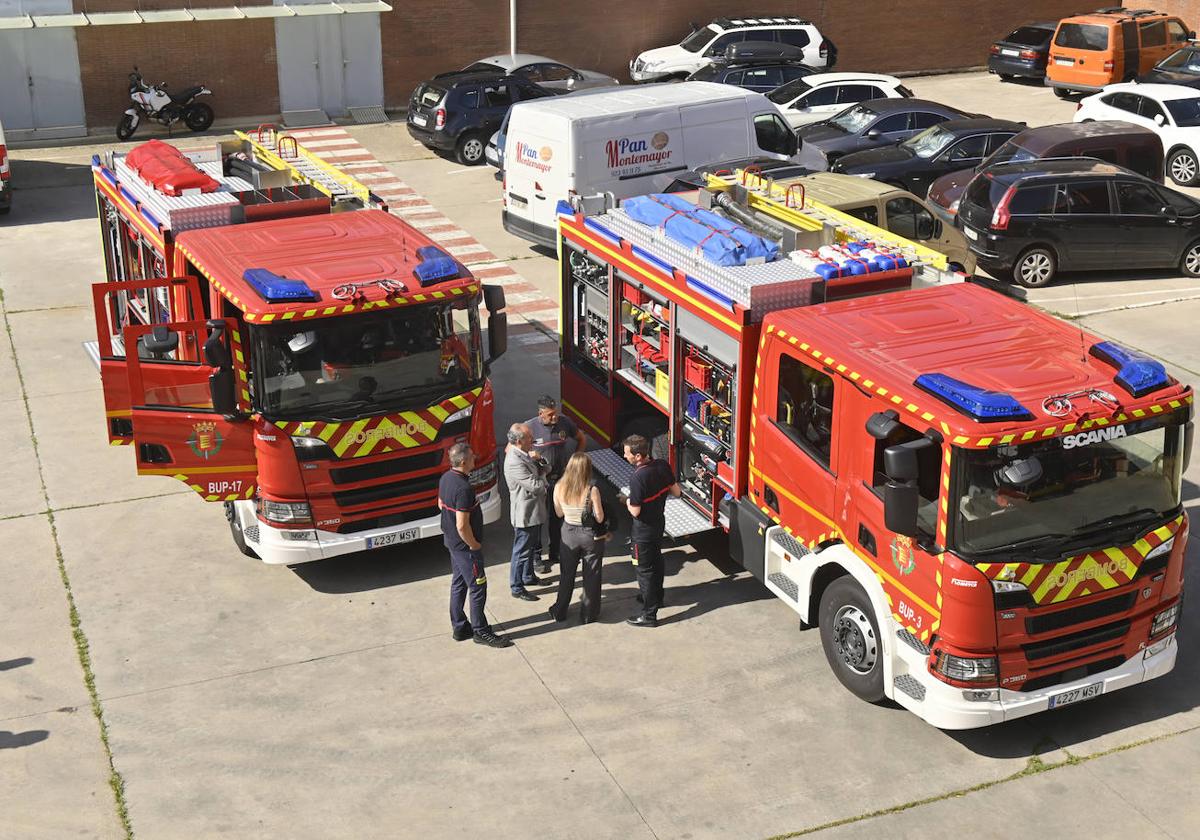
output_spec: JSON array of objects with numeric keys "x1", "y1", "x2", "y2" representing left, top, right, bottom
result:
[
  {"x1": 987, "y1": 22, "x2": 1056, "y2": 80},
  {"x1": 957, "y1": 159, "x2": 1200, "y2": 287},
  {"x1": 407, "y1": 71, "x2": 554, "y2": 165},
  {"x1": 1139, "y1": 44, "x2": 1200, "y2": 89},
  {"x1": 831, "y1": 118, "x2": 1025, "y2": 197},
  {"x1": 798, "y1": 98, "x2": 972, "y2": 165},
  {"x1": 686, "y1": 41, "x2": 815, "y2": 93}
]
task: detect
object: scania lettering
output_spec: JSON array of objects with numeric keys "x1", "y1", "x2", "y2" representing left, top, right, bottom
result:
[
  {"x1": 88, "y1": 132, "x2": 509, "y2": 564},
  {"x1": 556, "y1": 172, "x2": 1191, "y2": 729}
]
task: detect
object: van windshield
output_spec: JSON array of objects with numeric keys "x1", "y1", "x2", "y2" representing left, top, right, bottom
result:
[
  {"x1": 768, "y1": 78, "x2": 812, "y2": 105},
  {"x1": 681, "y1": 25, "x2": 718, "y2": 53},
  {"x1": 1054, "y1": 23, "x2": 1109, "y2": 51},
  {"x1": 1166, "y1": 98, "x2": 1200, "y2": 126}
]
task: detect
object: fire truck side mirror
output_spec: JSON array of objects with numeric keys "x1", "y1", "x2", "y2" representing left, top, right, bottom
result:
[
  {"x1": 883, "y1": 482, "x2": 920, "y2": 538},
  {"x1": 1184, "y1": 421, "x2": 1194, "y2": 472},
  {"x1": 209, "y1": 368, "x2": 237, "y2": 417},
  {"x1": 488, "y1": 312, "x2": 508, "y2": 362},
  {"x1": 203, "y1": 319, "x2": 232, "y2": 369},
  {"x1": 483, "y1": 284, "x2": 507, "y2": 313}
]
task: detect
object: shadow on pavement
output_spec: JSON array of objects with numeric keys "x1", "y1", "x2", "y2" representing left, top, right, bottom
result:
[
  {"x1": 289, "y1": 540, "x2": 448, "y2": 594},
  {"x1": 0, "y1": 730, "x2": 49, "y2": 749},
  {"x1": 0, "y1": 657, "x2": 34, "y2": 672},
  {"x1": 1, "y1": 160, "x2": 95, "y2": 224}
]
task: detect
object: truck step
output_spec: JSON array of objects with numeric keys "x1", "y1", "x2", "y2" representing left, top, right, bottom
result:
[
  {"x1": 767, "y1": 571, "x2": 799, "y2": 602},
  {"x1": 770, "y1": 529, "x2": 810, "y2": 558},
  {"x1": 896, "y1": 628, "x2": 932, "y2": 655},
  {"x1": 893, "y1": 674, "x2": 926, "y2": 702}
]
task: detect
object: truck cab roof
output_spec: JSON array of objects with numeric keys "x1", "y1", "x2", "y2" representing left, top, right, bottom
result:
[
  {"x1": 771, "y1": 282, "x2": 1190, "y2": 444},
  {"x1": 175, "y1": 209, "x2": 478, "y2": 323}
]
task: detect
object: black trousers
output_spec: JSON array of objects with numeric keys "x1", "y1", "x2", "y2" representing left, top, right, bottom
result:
[
  {"x1": 541, "y1": 478, "x2": 564, "y2": 565},
  {"x1": 449, "y1": 548, "x2": 488, "y2": 634},
  {"x1": 633, "y1": 539, "x2": 664, "y2": 618},
  {"x1": 552, "y1": 523, "x2": 603, "y2": 622}
]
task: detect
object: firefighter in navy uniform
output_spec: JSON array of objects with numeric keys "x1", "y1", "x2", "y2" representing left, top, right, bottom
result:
[
  {"x1": 439, "y1": 443, "x2": 513, "y2": 648},
  {"x1": 622, "y1": 434, "x2": 681, "y2": 628}
]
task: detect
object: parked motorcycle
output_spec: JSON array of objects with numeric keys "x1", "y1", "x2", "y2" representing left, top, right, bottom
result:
[{"x1": 117, "y1": 69, "x2": 214, "y2": 141}]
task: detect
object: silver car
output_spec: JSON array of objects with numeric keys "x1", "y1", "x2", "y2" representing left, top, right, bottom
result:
[{"x1": 460, "y1": 54, "x2": 619, "y2": 92}]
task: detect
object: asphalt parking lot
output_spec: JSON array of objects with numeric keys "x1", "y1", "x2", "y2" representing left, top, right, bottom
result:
[{"x1": 2, "y1": 71, "x2": 1199, "y2": 840}]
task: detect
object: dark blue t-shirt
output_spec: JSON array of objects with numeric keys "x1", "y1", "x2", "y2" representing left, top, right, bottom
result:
[
  {"x1": 628, "y1": 458, "x2": 675, "y2": 542},
  {"x1": 527, "y1": 414, "x2": 580, "y2": 480},
  {"x1": 439, "y1": 468, "x2": 481, "y2": 553}
]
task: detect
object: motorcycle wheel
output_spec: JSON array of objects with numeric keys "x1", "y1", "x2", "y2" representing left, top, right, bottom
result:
[
  {"x1": 116, "y1": 114, "x2": 137, "y2": 141},
  {"x1": 184, "y1": 103, "x2": 214, "y2": 132}
]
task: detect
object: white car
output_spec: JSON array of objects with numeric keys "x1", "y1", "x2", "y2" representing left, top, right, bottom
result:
[
  {"x1": 630, "y1": 16, "x2": 834, "y2": 83},
  {"x1": 1074, "y1": 82, "x2": 1200, "y2": 185},
  {"x1": 767, "y1": 72, "x2": 913, "y2": 130}
]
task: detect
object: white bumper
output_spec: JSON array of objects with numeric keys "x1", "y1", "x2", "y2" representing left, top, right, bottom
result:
[
  {"x1": 890, "y1": 632, "x2": 1178, "y2": 730},
  {"x1": 238, "y1": 488, "x2": 502, "y2": 566}
]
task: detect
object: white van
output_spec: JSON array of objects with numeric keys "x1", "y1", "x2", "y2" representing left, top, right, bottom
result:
[{"x1": 501, "y1": 81, "x2": 824, "y2": 246}]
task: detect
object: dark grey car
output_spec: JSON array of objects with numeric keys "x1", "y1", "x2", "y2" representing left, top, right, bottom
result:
[{"x1": 798, "y1": 98, "x2": 973, "y2": 165}]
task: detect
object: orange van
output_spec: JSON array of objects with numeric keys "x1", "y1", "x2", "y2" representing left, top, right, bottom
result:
[{"x1": 1046, "y1": 8, "x2": 1193, "y2": 97}]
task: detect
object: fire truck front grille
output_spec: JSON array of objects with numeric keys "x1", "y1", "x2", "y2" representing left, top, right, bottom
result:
[
  {"x1": 1021, "y1": 619, "x2": 1130, "y2": 662},
  {"x1": 329, "y1": 450, "x2": 444, "y2": 485},
  {"x1": 1018, "y1": 656, "x2": 1125, "y2": 693},
  {"x1": 333, "y1": 475, "x2": 442, "y2": 508},
  {"x1": 337, "y1": 506, "x2": 441, "y2": 534},
  {"x1": 1024, "y1": 591, "x2": 1137, "y2": 636}
]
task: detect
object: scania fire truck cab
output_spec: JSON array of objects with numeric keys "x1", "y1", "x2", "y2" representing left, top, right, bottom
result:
[
  {"x1": 556, "y1": 176, "x2": 1191, "y2": 728},
  {"x1": 90, "y1": 139, "x2": 508, "y2": 564}
]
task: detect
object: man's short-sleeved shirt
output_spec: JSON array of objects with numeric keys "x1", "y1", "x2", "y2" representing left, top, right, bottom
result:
[
  {"x1": 439, "y1": 468, "x2": 481, "y2": 553},
  {"x1": 527, "y1": 414, "x2": 579, "y2": 480},
  {"x1": 628, "y1": 458, "x2": 675, "y2": 542}
]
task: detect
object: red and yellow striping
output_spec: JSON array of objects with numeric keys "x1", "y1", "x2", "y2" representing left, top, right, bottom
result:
[
  {"x1": 976, "y1": 515, "x2": 1183, "y2": 605},
  {"x1": 272, "y1": 387, "x2": 482, "y2": 459}
]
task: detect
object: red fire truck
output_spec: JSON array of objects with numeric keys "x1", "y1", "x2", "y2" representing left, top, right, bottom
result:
[
  {"x1": 89, "y1": 136, "x2": 508, "y2": 564},
  {"x1": 555, "y1": 178, "x2": 1191, "y2": 728}
]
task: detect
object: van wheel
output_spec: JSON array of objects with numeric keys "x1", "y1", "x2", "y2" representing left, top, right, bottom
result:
[
  {"x1": 1013, "y1": 247, "x2": 1056, "y2": 287},
  {"x1": 1181, "y1": 241, "x2": 1200, "y2": 277},
  {"x1": 1053, "y1": 87, "x2": 1072, "y2": 100},
  {"x1": 819, "y1": 576, "x2": 885, "y2": 702},
  {"x1": 455, "y1": 133, "x2": 487, "y2": 166},
  {"x1": 1167, "y1": 148, "x2": 1200, "y2": 186},
  {"x1": 225, "y1": 502, "x2": 259, "y2": 559}
]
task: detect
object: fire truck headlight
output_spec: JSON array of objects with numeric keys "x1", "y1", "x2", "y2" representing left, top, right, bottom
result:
[
  {"x1": 1151, "y1": 603, "x2": 1181, "y2": 638},
  {"x1": 1145, "y1": 536, "x2": 1175, "y2": 561},
  {"x1": 256, "y1": 498, "x2": 313, "y2": 525},
  {"x1": 991, "y1": 580, "x2": 1027, "y2": 593},
  {"x1": 934, "y1": 651, "x2": 998, "y2": 685},
  {"x1": 1144, "y1": 634, "x2": 1173, "y2": 659},
  {"x1": 444, "y1": 405, "x2": 473, "y2": 425},
  {"x1": 469, "y1": 460, "x2": 497, "y2": 488},
  {"x1": 991, "y1": 578, "x2": 1031, "y2": 609},
  {"x1": 291, "y1": 436, "x2": 335, "y2": 462}
]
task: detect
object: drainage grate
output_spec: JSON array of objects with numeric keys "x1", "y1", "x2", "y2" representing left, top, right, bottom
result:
[
  {"x1": 767, "y1": 572, "x2": 799, "y2": 601},
  {"x1": 282, "y1": 109, "x2": 332, "y2": 128},
  {"x1": 348, "y1": 105, "x2": 389, "y2": 124},
  {"x1": 894, "y1": 674, "x2": 926, "y2": 701},
  {"x1": 896, "y1": 628, "x2": 932, "y2": 655}
]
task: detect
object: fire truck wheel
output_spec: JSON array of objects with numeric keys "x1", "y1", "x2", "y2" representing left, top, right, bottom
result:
[
  {"x1": 225, "y1": 502, "x2": 259, "y2": 559},
  {"x1": 818, "y1": 576, "x2": 885, "y2": 702},
  {"x1": 455, "y1": 132, "x2": 487, "y2": 166}
]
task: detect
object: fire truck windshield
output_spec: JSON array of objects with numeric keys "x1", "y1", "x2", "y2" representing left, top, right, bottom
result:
[
  {"x1": 252, "y1": 300, "x2": 483, "y2": 419},
  {"x1": 952, "y1": 412, "x2": 1187, "y2": 560}
]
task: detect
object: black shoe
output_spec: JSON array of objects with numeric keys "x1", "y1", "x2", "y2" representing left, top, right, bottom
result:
[
  {"x1": 523, "y1": 574, "x2": 543, "y2": 586},
  {"x1": 473, "y1": 629, "x2": 514, "y2": 648},
  {"x1": 537, "y1": 563, "x2": 552, "y2": 575},
  {"x1": 636, "y1": 593, "x2": 643, "y2": 603},
  {"x1": 452, "y1": 627, "x2": 473, "y2": 642},
  {"x1": 548, "y1": 607, "x2": 567, "y2": 623},
  {"x1": 626, "y1": 614, "x2": 658, "y2": 628},
  {"x1": 511, "y1": 589, "x2": 539, "y2": 602}
]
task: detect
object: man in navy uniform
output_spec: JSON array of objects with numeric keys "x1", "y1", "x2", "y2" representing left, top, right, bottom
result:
[
  {"x1": 527, "y1": 395, "x2": 587, "y2": 574},
  {"x1": 439, "y1": 442, "x2": 512, "y2": 648},
  {"x1": 623, "y1": 434, "x2": 681, "y2": 628}
]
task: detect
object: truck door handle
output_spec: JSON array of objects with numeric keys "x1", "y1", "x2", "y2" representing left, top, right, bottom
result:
[
  {"x1": 857, "y1": 524, "x2": 877, "y2": 556},
  {"x1": 763, "y1": 485, "x2": 779, "y2": 513}
]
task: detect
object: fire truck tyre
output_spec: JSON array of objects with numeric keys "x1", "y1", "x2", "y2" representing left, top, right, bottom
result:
[
  {"x1": 1167, "y1": 148, "x2": 1200, "y2": 186},
  {"x1": 1012, "y1": 247, "x2": 1056, "y2": 288},
  {"x1": 116, "y1": 115, "x2": 137, "y2": 141},
  {"x1": 455, "y1": 132, "x2": 487, "y2": 166},
  {"x1": 819, "y1": 576, "x2": 885, "y2": 702},
  {"x1": 1181, "y1": 240, "x2": 1200, "y2": 277},
  {"x1": 184, "y1": 103, "x2": 215, "y2": 132},
  {"x1": 225, "y1": 502, "x2": 258, "y2": 559}
]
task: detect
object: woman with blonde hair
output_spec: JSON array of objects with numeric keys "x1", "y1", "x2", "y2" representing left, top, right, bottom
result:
[{"x1": 550, "y1": 452, "x2": 606, "y2": 624}]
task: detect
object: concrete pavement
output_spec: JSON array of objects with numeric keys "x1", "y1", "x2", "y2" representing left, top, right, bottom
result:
[{"x1": 2, "y1": 70, "x2": 1199, "y2": 839}]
